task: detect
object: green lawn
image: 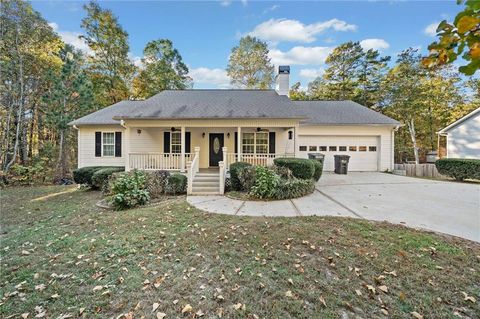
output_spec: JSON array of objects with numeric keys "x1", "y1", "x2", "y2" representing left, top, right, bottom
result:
[{"x1": 1, "y1": 186, "x2": 479, "y2": 318}]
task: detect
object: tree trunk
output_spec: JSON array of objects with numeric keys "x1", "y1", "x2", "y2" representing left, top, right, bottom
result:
[
  {"x1": 53, "y1": 128, "x2": 71, "y2": 183},
  {"x1": 407, "y1": 118, "x2": 420, "y2": 164}
]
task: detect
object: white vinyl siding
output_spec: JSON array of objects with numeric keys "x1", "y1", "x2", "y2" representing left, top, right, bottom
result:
[
  {"x1": 446, "y1": 112, "x2": 480, "y2": 159},
  {"x1": 77, "y1": 126, "x2": 125, "y2": 168}
]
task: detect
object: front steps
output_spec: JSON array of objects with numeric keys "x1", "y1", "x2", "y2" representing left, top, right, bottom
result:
[{"x1": 191, "y1": 171, "x2": 220, "y2": 195}]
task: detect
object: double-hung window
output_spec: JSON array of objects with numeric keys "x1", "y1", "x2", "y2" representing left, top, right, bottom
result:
[
  {"x1": 102, "y1": 132, "x2": 115, "y2": 156},
  {"x1": 171, "y1": 132, "x2": 182, "y2": 153},
  {"x1": 242, "y1": 132, "x2": 269, "y2": 154}
]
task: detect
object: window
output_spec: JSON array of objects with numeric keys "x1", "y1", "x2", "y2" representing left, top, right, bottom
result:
[
  {"x1": 329, "y1": 146, "x2": 337, "y2": 151},
  {"x1": 359, "y1": 146, "x2": 367, "y2": 152},
  {"x1": 319, "y1": 146, "x2": 327, "y2": 152},
  {"x1": 242, "y1": 132, "x2": 268, "y2": 154},
  {"x1": 309, "y1": 146, "x2": 317, "y2": 151},
  {"x1": 339, "y1": 146, "x2": 347, "y2": 152},
  {"x1": 288, "y1": 131, "x2": 293, "y2": 140},
  {"x1": 299, "y1": 146, "x2": 307, "y2": 151},
  {"x1": 349, "y1": 146, "x2": 357, "y2": 151},
  {"x1": 102, "y1": 132, "x2": 115, "y2": 156},
  {"x1": 171, "y1": 132, "x2": 181, "y2": 153},
  {"x1": 369, "y1": 146, "x2": 377, "y2": 152}
]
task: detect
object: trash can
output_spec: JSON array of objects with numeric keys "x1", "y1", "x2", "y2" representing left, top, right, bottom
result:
[
  {"x1": 308, "y1": 153, "x2": 325, "y2": 162},
  {"x1": 334, "y1": 155, "x2": 350, "y2": 174}
]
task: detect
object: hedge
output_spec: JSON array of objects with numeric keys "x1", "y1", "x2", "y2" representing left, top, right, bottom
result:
[
  {"x1": 273, "y1": 178, "x2": 315, "y2": 200},
  {"x1": 435, "y1": 158, "x2": 480, "y2": 181},
  {"x1": 229, "y1": 162, "x2": 252, "y2": 190},
  {"x1": 273, "y1": 158, "x2": 315, "y2": 180},
  {"x1": 92, "y1": 167, "x2": 126, "y2": 189},
  {"x1": 73, "y1": 166, "x2": 104, "y2": 186},
  {"x1": 167, "y1": 173, "x2": 187, "y2": 194},
  {"x1": 311, "y1": 160, "x2": 323, "y2": 181}
]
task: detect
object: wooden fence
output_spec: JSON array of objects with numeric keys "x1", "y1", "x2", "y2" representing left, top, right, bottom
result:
[{"x1": 394, "y1": 163, "x2": 446, "y2": 178}]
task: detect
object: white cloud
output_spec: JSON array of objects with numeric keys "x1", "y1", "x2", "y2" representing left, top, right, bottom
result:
[
  {"x1": 424, "y1": 22, "x2": 439, "y2": 37},
  {"x1": 263, "y1": 4, "x2": 279, "y2": 13},
  {"x1": 49, "y1": 22, "x2": 92, "y2": 55},
  {"x1": 220, "y1": 0, "x2": 231, "y2": 7},
  {"x1": 359, "y1": 38, "x2": 390, "y2": 51},
  {"x1": 189, "y1": 67, "x2": 231, "y2": 88},
  {"x1": 299, "y1": 68, "x2": 324, "y2": 80},
  {"x1": 269, "y1": 46, "x2": 333, "y2": 65},
  {"x1": 248, "y1": 18, "x2": 357, "y2": 44}
]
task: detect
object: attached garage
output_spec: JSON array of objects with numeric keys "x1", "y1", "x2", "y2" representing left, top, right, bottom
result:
[{"x1": 297, "y1": 135, "x2": 380, "y2": 171}]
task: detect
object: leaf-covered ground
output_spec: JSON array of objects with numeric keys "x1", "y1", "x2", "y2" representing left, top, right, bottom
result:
[{"x1": 0, "y1": 185, "x2": 479, "y2": 319}]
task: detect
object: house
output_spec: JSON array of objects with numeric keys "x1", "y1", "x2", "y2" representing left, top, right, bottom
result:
[
  {"x1": 69, "y1": 66, "x2": 400, "y2": 194},
  {"x1": 438, "y1": 107, "x2": 480, "y2": 159}
]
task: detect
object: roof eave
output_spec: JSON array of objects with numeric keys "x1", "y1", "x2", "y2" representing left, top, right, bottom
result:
[{"x1": 438, "y1": 107, "x2": 480, "y2": 133}]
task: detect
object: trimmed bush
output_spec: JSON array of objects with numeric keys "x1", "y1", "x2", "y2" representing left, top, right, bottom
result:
[
  {"x1": 167, "y1": 173, "x2": 187, "y2": 195},
  {"x1": 274, "y1": 178, "x2": 315, "y2": 200},
  {"x1": 229, "y1": 162, "x2": 252, "y2": 190},
  {"x1": 73, "y1": 166, "x2": 103, "y2": 185},
  {"x1": 272, "y1": 165, "x2": 293, "y2": 180},
  {"x1": 145, "y1": 170, "x2": 170, "y2": 198},
  {"x1": 273, "y1": 158, "x2": 315, "y2": 180},
  {"x1": 311, "y1": 160, "x2": 323, "y2": 181},
  {"x1": 237, "y1": 165, "x2": 257, "y2": 192},
  {"x1": 249, "y1": 166, "x2": 279, "y2": 199},
  {"x1": 92, "y1": 167, "x2": 125, "y2": 189},
  {"x1": 435, "y1": 158, "x2": 480, "y2": 181},
  {"x1": 110, "y1": 170, "x2": 150, "y2": 210}
]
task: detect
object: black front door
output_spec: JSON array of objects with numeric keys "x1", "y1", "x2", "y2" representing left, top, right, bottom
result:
[{"x1": 209, "y1": 133, "x2": 224, "y2": 167}]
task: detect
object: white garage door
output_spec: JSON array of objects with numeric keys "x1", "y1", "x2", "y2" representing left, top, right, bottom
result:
[{"x1": 298, "y1": 135, "x2": 380, "y2": 171}]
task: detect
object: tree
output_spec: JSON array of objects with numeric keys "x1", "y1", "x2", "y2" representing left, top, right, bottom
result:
[
  {"x1": 1, "y1": 0, "x2": 62, "y2": 172},
  {"x1": 43, "y1": 45, "x2": 94, "y2": 182},
  {"x1": 322, "y1": 41, "x2": 364, "y2": 100},
  {"x1": 133, "y1": 39, "x2": 191, "y2": 99},
  {"x1": 356, "y1": 49, "x2": 390, "y2": 108},
  {"x1": 81, "y1": 1, "x2": 134, "y2": 106},
  {"x1": 424, "y1": 0, "x2": 480, "y2": 75},
  {"x1": 381, "y1": 49, "x2": 426, "y2": 163},
  {"x1": 289, "y1": 82, "x2": 309, "y2": 100},
  {"x1": 226, "y1": 36, "x2": 274, "y2": 89}
]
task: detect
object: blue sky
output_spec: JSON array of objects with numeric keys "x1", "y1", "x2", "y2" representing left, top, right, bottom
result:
[{"x1": 32, "y1": 0, "x2": 461, "y2": 89}]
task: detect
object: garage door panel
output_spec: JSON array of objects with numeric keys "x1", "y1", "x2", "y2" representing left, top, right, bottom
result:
[{"x1": 298, "y1": 135, "x2": 379, "y2": 171}]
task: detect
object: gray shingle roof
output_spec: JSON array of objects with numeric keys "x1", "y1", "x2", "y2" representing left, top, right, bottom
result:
[
  {"x1": 69, "y1": 90, "x2": 399, "y2": 126},
  {"x1": 294, "y1": 100, "x2": 400, "y2": 125},
  {"x1": 68, "y1": 100, "x2": 142, "y2": 125},
  {"x1": 113, "y1": 90, "x2": 302, "y2": 120}
]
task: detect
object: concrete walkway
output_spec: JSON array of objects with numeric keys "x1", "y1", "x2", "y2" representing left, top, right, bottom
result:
[{"x1": 187, "y1": 173, "x2": 480, "y2": 242}]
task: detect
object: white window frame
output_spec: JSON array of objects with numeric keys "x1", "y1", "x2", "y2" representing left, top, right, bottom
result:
[
  {"x1": 242, "y1": 132, "x2": 269, "y2": 155},
  {"x1": 102, "y1": 131, "x2": 115, "y2": 157},
  {"x1": 171, "y1": 131, "x2": 182, "y2": 154}
]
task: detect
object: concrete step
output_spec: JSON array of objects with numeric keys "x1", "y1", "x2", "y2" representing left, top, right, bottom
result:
[
  {"x1": 192, "y1": 186, "x2": 220, "y2": 193},
  {"x1": 194, "y1": 176, "x2": 219, "y2": 182},
  {"x1": 192, "y1": 181, "x2": 220, "y2": 187},
  {"x1": 190, "y1": 192, "x2": 221, "y2": 195}
]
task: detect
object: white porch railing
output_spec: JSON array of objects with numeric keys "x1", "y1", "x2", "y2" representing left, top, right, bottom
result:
[
  {"x1": 129, "y1": 153, "x2": 192, "y2": 171},
  {"x1": 225, "y1": 153, "x2": 290, "y2": 169},
  {"x1": 187, "y1": 147, "x2": 200, "y2": 195}
]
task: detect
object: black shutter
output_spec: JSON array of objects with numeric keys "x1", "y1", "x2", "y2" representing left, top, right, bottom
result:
[
  {"x1": 269, "y1": 132, "x2": 276, "y2": 154},
  {"x1": 234, "y1": 132, "x2": 238, "y2": 153},
  {"x1": 95, "y1": 132, "x2": 101, "y2": 157},
  {"x1": 115, "y1": 132, "x2": 122, "y2": 157},
  {"x1": 185, "y1": 132, "x2": 191, "y2": 153},
  {"x1": 164, "y1": 132, "x2": 170, "y2": 153}
]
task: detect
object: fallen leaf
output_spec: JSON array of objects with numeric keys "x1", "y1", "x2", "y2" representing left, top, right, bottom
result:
[
  {"x1": 378, "y1": 285, "x2": 388, "y2": 294},
  {"x1": 287, "y1": 278, "x2": 294, "y2": 285},
  {"x1": 21, "y1": 313, "x2": 30, "y2": 319},
  {"x1": 181, "y1": 304, "x2": 192, "y2": 314},
  {"x1": 355, "y1": 289, "x2": 362, "y2": 296},
  {"x1": 366, "y1": 285, "x2": 376, "y2": 294},
  {"x1": 285, "y1": 290, "x2": 294, "y2": 298},
  {"x1": 21, "y1": 250, "x2": 30, "y2": 255},
  {"x1": 410, "y1": 311, "x2": 423, "y2": 319},
  {"x1": 381, "y1": 308, "x2": 389, "y2": 315},
  {"x1": 319, "y1": 295, "x2": 327, "y2": 307},
  {"x1": 233, "y1": 303, "x2": 242, "y2": 310},
  {"x1": 79, "y1": 308, "x2": 85, "y2": 315},
  {"x1": 462, "y1": 291, "x2": 476, "y2": 303},
  {"x1": 195, "y1": 309, "x2": 204, "y2": 317},
  {"x1": 152, "y1": 302, "x2": 160, "y2": 312},
  {"x1": 156, "y1": 312, "x2": 166, "y2": 319},
  {"x1": 50, "y1": 293, "x2": 60, "y2": 299}
]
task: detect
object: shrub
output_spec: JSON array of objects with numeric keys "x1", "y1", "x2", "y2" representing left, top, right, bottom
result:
[
  {"x1": 145, "y1": 170, "x2": 170, "y2": 198},
  {"x1": 229, "y1": 162, "x2": 252, "y2": 190},
  {"x1": 167, "y1": 173, "x2": 187, "y2": 195},
  {"x1": 311, "y1": 160, "x2": 323, "y2": 181},
  {"x1": 273, "y1": 158, "x2": 315, "y2": 180},
  {"x1": 73, "y1": 166, "x2": 104, "y2": 186},
  {"x1": 435, "y1": 158, "x2": 480, "y2": 181},
  {"x1": 110, "y1": 170, "x2": 150, "y2": 210},
  {"x1": 9, "y1": 162, "x2": 46, "y2": 185},
  {"x1": 92, "y1": 167, "x2": 125, "y2": 189},
  {"x1": 272, "y1": 165, "x2": 293, "y2": 180},
  {"x1": 249, "y1": 166, "x2": 279, "y2": 199},
  {"x1": 274, "y1": 178, "x2": 315, "y2": 200},
  {"x1": 237, "y1": 165, "x2": 257, "y2": 192}
]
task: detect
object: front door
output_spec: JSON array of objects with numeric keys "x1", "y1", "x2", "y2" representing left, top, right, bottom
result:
[{"x1": 209, "y1": 133, "x2": 224, "y2": 167}]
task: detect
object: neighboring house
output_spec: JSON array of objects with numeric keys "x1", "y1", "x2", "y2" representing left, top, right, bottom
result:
[
  {"x1": 438, "y1": 107, "x2": 480, "y2": 159},
  {"x1": 69, "y1": 66, "x2": 399, "y2": 194}
]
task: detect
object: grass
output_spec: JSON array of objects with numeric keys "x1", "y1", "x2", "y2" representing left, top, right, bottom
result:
[{"x1": 1, "y1": 185, "x2": 479, "y2": 318}]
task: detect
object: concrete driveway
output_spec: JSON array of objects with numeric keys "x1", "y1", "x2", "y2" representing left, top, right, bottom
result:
[{"x1": 187, "y1": 173, "x2": 480, "y2": 242}]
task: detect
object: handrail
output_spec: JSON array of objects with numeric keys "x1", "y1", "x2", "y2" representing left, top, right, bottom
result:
[
  {"x1": 129, "y1": 153, "x2": 192, "y2": 171},
  {"x1": 187, "y1": 147, "x2": 200, "y2": 195}
]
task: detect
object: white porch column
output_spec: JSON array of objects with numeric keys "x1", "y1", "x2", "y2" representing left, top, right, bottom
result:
[
  {"x1": 125, "y1": 125, "x2": 131, "y2": 171},
  {"x1": 181, "y1": 126, "x2": 186, "y2": 172},
  {"x1": 237, "y1": 126, "x2": 242, "y2": 162}
]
